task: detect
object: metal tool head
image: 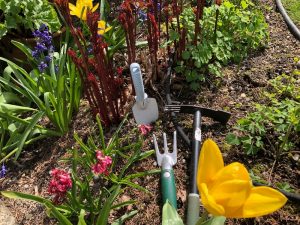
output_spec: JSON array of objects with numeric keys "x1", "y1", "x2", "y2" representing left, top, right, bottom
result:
[{"x1": 153, "y1": 131, "x2": 177, "y2": 169}]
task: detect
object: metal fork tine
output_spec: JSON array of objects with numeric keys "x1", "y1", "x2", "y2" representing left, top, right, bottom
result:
[
  {"x1": 153, "y1": 134, "x2": 162, "y2": 166},
  {"x1": 163, "y1": 133, "x2": 168, "y2": 152},
  {"x1": 172, "y1": 131, "x2": 177, "y2": 164},
  {"x1": 164, "y1": 105, "x2": 181, "y2": 112}
]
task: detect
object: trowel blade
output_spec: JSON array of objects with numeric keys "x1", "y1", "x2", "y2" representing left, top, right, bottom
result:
[{"x1": 132, "y1": 98, "x2": 159, "y2": 125}]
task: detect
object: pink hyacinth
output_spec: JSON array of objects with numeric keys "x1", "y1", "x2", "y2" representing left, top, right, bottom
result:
[
  {"x1": 91, "y1": 150, "x2": 112, "y2": 175},
  {"x1": 138, "y1": 124, "x2": 153, "y2": 135},
  {"x1": 48, "y1": 169, "x2": 72, "y2": 204}
]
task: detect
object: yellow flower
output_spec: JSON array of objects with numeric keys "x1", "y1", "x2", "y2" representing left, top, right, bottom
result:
[
  {"x1": 69, "y1": 0, "x2": 99, "y2": 21},
  {"x1": 97, "y1": 20, "x2": 112, "y2": 35},
  {"x1": 197, "y1": 139, "x2": 287, "y2": 218}
]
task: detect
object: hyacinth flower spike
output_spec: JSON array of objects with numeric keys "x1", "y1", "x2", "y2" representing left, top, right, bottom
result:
[
  {"x1": 69, "y1": 0, "x2": 99, "y2": 20},
  {"x1": 197, "y1": 139, "x2": 287, "y2": 218}
]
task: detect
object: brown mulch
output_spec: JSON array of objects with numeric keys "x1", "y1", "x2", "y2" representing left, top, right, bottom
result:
[{"x1": 0, "y1": 0, "x2": 299, "y2": 224}]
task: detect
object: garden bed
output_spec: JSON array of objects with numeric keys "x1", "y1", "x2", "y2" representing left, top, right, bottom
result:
[{"x1": 0, "y1": 0, "x2": 299, "y2": 225}]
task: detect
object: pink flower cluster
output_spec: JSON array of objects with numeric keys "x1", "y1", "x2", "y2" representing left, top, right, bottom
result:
[
  {"x1": 48, "y1": 169, "x2": 72, "y2": 204},
  {"x1": 138, "y1": 124, "x2": 153, "y2": 135},
  {"x1": 91, "y1": 150, "x2": 112, "y2": 175}
]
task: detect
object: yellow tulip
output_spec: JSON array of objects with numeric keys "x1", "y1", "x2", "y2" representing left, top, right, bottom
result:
[
  {"x1": 97, "y1": 20, "x2": 112, "y2": 35},
  {"x1": 69, "y1": 0, "x2": 99, "y2": 21},
  {"x1": 197, "y1": 139, "x2": 287, "y2": 218}
]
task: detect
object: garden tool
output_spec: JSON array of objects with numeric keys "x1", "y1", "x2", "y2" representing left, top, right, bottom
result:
[
  {"x1": 130, "y1": 63, "x2": 159, "y2": 125},
  {"x1": 153, "y1": 131, "x2": 178, "y2": 209},
  {"x1": 165, "y1": 104, "x2": 231, "y2": 225}
]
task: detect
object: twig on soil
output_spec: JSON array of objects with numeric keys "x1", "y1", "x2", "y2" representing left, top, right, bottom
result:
[{"x1": 267, "y1": 159, "x2": 277, "y2": 185}]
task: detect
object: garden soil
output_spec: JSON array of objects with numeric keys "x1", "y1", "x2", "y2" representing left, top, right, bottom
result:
[{"x1": 0, "y1": 0, "x2": 299, "y2": 224}]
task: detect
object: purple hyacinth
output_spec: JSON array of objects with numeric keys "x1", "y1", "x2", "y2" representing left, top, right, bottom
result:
[
  {"x1": 0, "y1": 164, "x2": 7, "y2": 178},
  {"x1": 38, "y1": 61, "x2": 48, "y2": 72},
  {"x1": 32, "y1": 24, "x2": 54, "y2": 72}
]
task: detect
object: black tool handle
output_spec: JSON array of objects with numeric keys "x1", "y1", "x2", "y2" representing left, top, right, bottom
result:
[{"x1": 190, "y1": 110, "x2": 201, "y2": 194}]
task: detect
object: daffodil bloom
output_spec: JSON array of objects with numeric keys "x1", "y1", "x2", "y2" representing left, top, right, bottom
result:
[
  {"x1": 197, "y1": 139, "x2": 287, "y2": 218},
  {"x1": 69, "y1": 0, "x2": 99, "y2": 21},
  {"x1": 97, "y1": 20, "x2": 112, "y2": 35}
]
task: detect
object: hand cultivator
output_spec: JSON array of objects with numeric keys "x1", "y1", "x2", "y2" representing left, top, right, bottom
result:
[{"x1": 153, "y1": 131, "x2": 178, "y2": 209}]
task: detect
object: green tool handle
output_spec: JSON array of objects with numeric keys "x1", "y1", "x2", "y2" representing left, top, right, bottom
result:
[
  {"x1": 161, "y1": 168, "x2": 177, "y2": 209},
  {"x1": 187, "y1": 193, "x2": 200, "y2": 225}
]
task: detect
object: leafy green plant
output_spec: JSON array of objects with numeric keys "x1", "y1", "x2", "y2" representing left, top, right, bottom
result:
[
  {"x1": 226, "y1": 99, "x2": 300, "y2": 155},
  {"x1": 0, "y1": 31, "x2": 82, "y2": 135},
  {"x1": 0, "y1": 87, "x2": 61, "y2": 162},
  {"x1": 0, "y1": 0, "x2": 61, "y2": 39},
  {"x1": 226, "y1": 69, "x2": 300, "y2": 156},
  {"x1": 1, "y1": 115, "x2": 159, "y2": 224},
  {"x1": 172, "y1": 0, "x2": 268, "y2": 90}
]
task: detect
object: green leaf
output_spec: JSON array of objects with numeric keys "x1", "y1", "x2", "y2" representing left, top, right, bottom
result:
[
  {"x1": 182, "y1": 51, "x2": 191, "y2": 60},
  {"x1": 111, "y1": 210, "x2": 138, "y2": 225},
  {"x1": 44, "y1": 202, "x2": 73, "y2": 225},
  {"x1": 196, "y1": 216, "x2": 226, "y2": 225},
  {"x1": 78, "y1": 209, "x2": 87, "y2": 225},
  {"x1": 162, "y1": 201, "x2": 184, "y2": 225},
  {"x1": 1, "y1": 191, "x2": 51, "y2": 204},
  {"x1": 14, "y1": 111, "x2": 44, "y2": 160},
  {"x1": 96, "y1": 185, "x2": 121, "y2": 225},
  {"x1": 225, "y1": 133, "x2": 240, "y2": 145},
  {"x1": 0, "y1": 23, "x2": 8, "y2": 39}
]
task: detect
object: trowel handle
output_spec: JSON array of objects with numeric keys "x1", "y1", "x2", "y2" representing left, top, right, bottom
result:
[
  {"x1": 161, "y1": 168, "x2": 177, "y2": 209},
  {"x1": 130, "y1": 63, "x2": 146, "y2": 102}
]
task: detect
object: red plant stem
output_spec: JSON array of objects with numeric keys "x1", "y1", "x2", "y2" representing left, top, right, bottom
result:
[{"x1": 194, "y1": 0, "x2": 205, "y2": 45}]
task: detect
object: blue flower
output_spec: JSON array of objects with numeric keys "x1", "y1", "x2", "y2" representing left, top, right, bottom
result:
[
  {"x1": 32, "y1": 24, "x2": 55, "y2": 73},
  {"x1": 0, "y1": 164, "x2": 7, "y2": 178},
  {"x1": 38, "y1": 61, "x2": 48, "y2": 72}
]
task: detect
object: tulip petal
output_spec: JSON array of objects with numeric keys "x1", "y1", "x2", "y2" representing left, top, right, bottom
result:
[
  {"x1": 241, "y1": 186, "x2": 288, "y2": 218},
  {"x1": 199, "y1": 183, "x2": 225, "y2": 216},
  {"x1": 212, "y1": 162, "x2": 250, "y2": 187},
  {"x1": 211, "y1": 180, "x2": 251, "y2": 209},
  {"x1": 197, "y1": 139, "x2": 224, "y2": 188}
]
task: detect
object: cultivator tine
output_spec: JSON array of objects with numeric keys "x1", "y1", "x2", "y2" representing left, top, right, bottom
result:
[
  {"x1": 153, "y1": 134, "x2": 162, "y2": 166},
  {"x1": 172, "y1": 131, "x2": 177, "y2": 164},
  {"x1": 153, "y1": 132, "x2": 177, "y2": 167}
]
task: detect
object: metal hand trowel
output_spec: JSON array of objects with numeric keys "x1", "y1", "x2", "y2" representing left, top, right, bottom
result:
[{"x1": 130, "y1": 63, "x2": 159, "y2": 124}]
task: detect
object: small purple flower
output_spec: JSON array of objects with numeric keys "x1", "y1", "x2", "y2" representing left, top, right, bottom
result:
[
  {"x1": 36, "y1": 43, "x2": 48, "y2": 52},
  {"x1": 0, "y1": 164, "x2": 7, "y2": 178},
  {"x1": 138, "y1": 9, "x2": 147, "y2": 21},
  {"x1": 38, "y1": 61, "x2": 48, "y2": 72},
  {"x1": 32, "y1": 24, "x2": 55, "y2": 73},
  {"x1": 45, "y1": 55, "x2": 52, "y2": 62}
]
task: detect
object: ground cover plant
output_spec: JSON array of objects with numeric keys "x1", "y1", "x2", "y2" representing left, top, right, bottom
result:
[
  {"x1": 226, "y1": 67, "x2": 300, "y2": 156},
  {"x1": 0, "y1": 0, "x2": 299, "y2": 224}
]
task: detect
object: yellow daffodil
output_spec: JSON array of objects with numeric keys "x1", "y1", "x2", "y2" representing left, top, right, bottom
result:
[
  {"x1": 69, "y1": 0, "x2": 99, "y2": 21},
  {"x1": 197, "y1": 139, "x2": 287, "y2": 218},
  {"x1": 97, "y1": 20, "x2": 112, "y2": 35}
]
